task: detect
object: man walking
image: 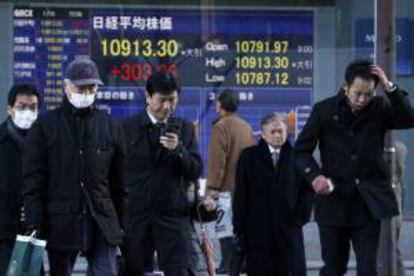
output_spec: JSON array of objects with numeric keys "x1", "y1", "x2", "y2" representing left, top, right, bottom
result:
[
  {"x1": 233, "y1": 113, "x2": 312, "y2": 275},
  {"x1": 23, "y1": 58, "x2": 128, "y2": 275},
  {"x1": 295, "y1": 59, "x2": 414, "y2": 275},
  {"x1": 122, "y1": 71, "x2": 202, "y2": 276},
  {"x1": 0, "y1": 83, "x2": 39, "y2": 274}
]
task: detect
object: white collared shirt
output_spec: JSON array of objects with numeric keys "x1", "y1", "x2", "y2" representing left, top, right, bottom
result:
[
  {"x1": 268, "y1": 145, "x2": 281, "y2": 155},
  {"x1": 146, "y1": 108, "x2": 167, "y2": 125}
]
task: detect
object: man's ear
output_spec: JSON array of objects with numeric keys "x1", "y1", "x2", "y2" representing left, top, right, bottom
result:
[
  {"x1": 6, "y1": 105, "x2": 13, "y2": 117},
  {"x1": 64, "y1": 86, "x2": 72, "y2": 100},
  {"x1": 145, "y1": 91, "x2": 151, "y2": 104}
]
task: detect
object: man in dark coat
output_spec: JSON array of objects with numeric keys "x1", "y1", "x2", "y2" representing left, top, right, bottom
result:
[
  {"x1": 233, "y1": 113, "x2": 313, "y2": 276},
  {"x1": 23, "y1": 58, "x2": 128, "y2": 276},
  {"x1": 0, "y1": 83, "x2": 39, "y2": 275},
  {"x1": 295, "y1": 59, "x2": 414, "y2": 276},
  {"x1": 122, "y1": 72, "x2": 202, "y2": 276}
]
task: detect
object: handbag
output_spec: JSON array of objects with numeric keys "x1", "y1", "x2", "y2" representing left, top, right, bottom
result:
[{"x1": 6, "y1": 231, "x2": 46, "y2": 276}]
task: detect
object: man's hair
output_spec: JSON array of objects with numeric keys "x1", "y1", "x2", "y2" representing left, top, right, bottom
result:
[
  {"x1": 345, "y1": 59, "x2": 379, "y2": 87},
  {"x1": 146, "y1": 71, "x2": 181, "y2": 96},
  {"x1": 261, "y1": 112, "x2": 287, "y2": 131},
  {"x1": 8, "y1": 83, "x2": 41, "y2": 107},
  {"x1": 217, "y1": 89, "x2": 239, "y2": 113}
]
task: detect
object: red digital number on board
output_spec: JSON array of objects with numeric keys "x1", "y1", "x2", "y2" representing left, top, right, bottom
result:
[{"x1": 111, "y1": 63, "x2": 177, "y2": 81}]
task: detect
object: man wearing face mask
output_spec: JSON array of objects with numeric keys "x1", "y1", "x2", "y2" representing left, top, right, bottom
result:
[
  {"x1": 122, "y1": 72, "x2": 202, "y2": 276},
  {"x1": 295, "y1": 59, "x2": 414, "y2": 276},
  {"x1": 0, "y1": 83, "x2": 39, "y2": 275},
  {"x1": 233, "y1": 113, "x2": 313, "y2": 275},
  {"x1": 23, "y1": 58, "x2": 128, "y2": 276}
]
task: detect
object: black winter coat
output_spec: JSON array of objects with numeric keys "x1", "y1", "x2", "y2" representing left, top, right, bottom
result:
[
  {"x1": 233, "y1": 139, "x2": 313, "y2": 237},
  {"x1": 0, "y1": 120, "x2": 25, "y2": 239},
  {"x1": 23, "y1": 98, "x2": 128, "y2": 250},
  {"x1": 122, "y1": 112, "x2": 202, "y2": 218},
  {"x1": 295, "y1": 88, "x2": 414, "y2": 225}
]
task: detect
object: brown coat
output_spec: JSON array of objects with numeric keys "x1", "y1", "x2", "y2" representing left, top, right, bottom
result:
[{"x1": 207, "y1": 114, "x2": 253, "y2": 193}]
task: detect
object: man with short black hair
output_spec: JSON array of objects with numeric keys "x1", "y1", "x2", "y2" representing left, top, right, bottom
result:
[
  {"x1": 0, "y1": 83, "x2": 40, "y2": 275},
  {"x1": 122, "y1": 71, "x2": 202, "y2": 276},
  {"x1": 23, "y1": 58, "x2": 127, "y2": 275},
  {"x1": 295, "y1": 59, "x2": 414, "y2": 275},
  {"x1": 205, "y1": 89, "x2": 253, "y2": 274}
]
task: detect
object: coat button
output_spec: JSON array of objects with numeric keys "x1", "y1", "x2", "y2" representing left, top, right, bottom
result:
[
  {"x1": 355, "y1": 178, "x2": 360, "y2": 185},
  {"x1": 351, "y1": 154, "x2": 359, "y2": 161},
  {"x1": 80, "y1": 182, "x2": 84, "y2": 187},
  {"x1": 79, "y1": 149, "x2": 83, "y2": 155}
]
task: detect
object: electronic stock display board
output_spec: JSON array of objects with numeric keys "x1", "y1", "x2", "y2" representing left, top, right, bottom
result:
[{"x1": 13, "y1": 6, "x2": 314, "y2": 172}]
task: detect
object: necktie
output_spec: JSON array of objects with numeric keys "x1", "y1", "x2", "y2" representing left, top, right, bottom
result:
[{"x1": 271, "y1": 150, "x2": 280, "y2": 169}]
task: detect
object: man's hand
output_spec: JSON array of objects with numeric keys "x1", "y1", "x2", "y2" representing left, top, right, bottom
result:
[
  {"x1": 370, "y1": 65, "x2": 393, "y2": 90},
  {"x1": 159, "y1": 132, "x2": 179, "y2": 150},
  {"x1": 312, "y1": 175, "x2": 331, "y2": 195},
  {"x1": 24, "y1": 224, "x2": 38, "y2": 236},
  {"x1": 203, "y1": 195, "x2": 217, "y2": 212}
]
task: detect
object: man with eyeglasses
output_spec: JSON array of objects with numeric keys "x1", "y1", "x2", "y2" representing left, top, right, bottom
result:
[
  {"x1": 0, "y1": 83, "x2": 40, "y2": 275},
  {"x1": 23, "y1": 58, "x2": 128, "y2": 275}
]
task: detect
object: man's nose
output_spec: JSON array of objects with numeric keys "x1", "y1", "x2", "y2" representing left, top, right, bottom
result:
[
  {"x1": 162, "y1": 101, "x2": 172, "y2": 110},
  {"x1": 357, "y1": 96, "x2": 367, "y2": 104}
]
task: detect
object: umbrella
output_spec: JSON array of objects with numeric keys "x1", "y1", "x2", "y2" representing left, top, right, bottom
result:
[{"x1": 197, "y1": 203, "x2": 217, "y2": 276}]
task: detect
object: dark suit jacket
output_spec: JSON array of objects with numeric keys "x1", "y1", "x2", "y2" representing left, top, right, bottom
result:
[
  {"x1": 233, "y1": 139, "x2": 313, "y2": 237},
  {"x1": 295, "y1": 88, "x2": 414, "y2": 225},
  {"x1": 23, "y1": 98, "x2": 128, "y2": 249}
]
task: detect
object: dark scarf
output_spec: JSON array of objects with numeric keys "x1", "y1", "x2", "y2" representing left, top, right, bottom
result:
[
  {"x1": 61, "y1": 96, "x2": 95, "y2": 147},
  {"x1": 6, "y1": 117, "x2": 28, "y2": 149}
]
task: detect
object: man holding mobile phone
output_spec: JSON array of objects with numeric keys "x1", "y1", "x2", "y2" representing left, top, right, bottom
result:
[{"x1": 122, "y1": 71, "x2": 202, "y2": 276}]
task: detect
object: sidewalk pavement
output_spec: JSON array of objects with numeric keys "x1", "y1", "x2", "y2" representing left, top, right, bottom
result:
[{"x1": 48, "y1": 221, "x2": 414, "y2": 275}]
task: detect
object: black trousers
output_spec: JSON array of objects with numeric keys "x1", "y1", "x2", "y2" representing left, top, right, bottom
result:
[
  {"x1": 245, "y1": 224, "x2": 306, "y2": 276},
  {"x1": 318, "y1": 220, "x2": 380, "y2": 276},
  {"x1": 0, "y1": 240, "x2": 14, "y2": 276},
  {"x1": 218, "y1": 236, "x2": 237, "y2": 273},
  {"x1": 289, "y1": 227, "x2": 306, "y2": 276},
  {"x1": 48, "y1": 230, "x2": 117, "y2": 276},
  {"x1": 123, "y1": 215, "x2": 190, "y2": 276}
]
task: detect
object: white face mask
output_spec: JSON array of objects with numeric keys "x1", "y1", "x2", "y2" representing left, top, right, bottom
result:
[
  {"x1": 69, "y1": 92, "x2": 95, "y2": 109},
  {"x1": 12, "y1": 109, "x2": 38, "y2": 130}
]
